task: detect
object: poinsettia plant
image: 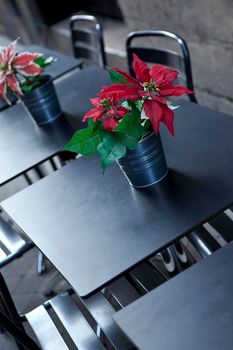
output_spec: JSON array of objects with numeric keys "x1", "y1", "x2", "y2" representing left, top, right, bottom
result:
[
  {"x1": 0, "y1": 38, "x2": 55, "y2": 103},
  {"x1": 64, "y1": 54, "x2": 194, "y2": 171}
]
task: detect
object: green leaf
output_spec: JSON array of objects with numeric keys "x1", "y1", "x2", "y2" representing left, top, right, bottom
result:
[
  {"x1": 143, "y1": 118, "x2": 152, "y2": 131},
  {"x1": 21, "y1": 85, "x2": 34, "y2": 93},
  {"x1": 34, "y1": 56, "x2": 55, "y2": 69},
  {"x1": 115, "y1": 110, "x2": 147, "y2": 140},
  {"x1": 124, "y1": 135, "x2": 138, "y2": 150},
  {"x1": 107, "y1": 70, "x2": 132, "y2": 86},
  {"x1": 21, "y1": 79, "x2": 43, "y2": 92},
  {"x1": 63, "y1": 123, "x2": 101, "y2": 156},
  {"x1": 97, "y1": 132, "x2": 126, "y2": 172},
  {"x1": 107, "y1": 70, "x2": 127, "y2": 84},
  {"x1": 88, "y1": 117, "x2": 94, "y2": 125},
  {"x1": 134, "y1": 100, "x2": 143, "y2": 111},
  {"x1": 91, "y1": 118, "x2": 104, "y2": 133}
]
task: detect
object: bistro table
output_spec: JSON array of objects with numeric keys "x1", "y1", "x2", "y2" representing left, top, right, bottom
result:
[
  {"x1": 0, "y1": 65, "x2": 110, "y2": 185},
  {"x1": 0, "y1": 44, "x2": 82, "y2": 112},
  {"x1": 114, "y1": 241, "x2": 233, "y2": 350},
  {"x1": 26, "y1": 45, "x2": 82, "y2": 79},
  {"x1": 1, "y1": 101, "x2": 233, "y2": 298}
]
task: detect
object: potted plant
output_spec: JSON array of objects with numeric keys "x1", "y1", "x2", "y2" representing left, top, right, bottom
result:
[
  {"x1": 64, "y1": 54, "x2": 194, "y2": 188},
  {"x1": 0, "y1": 38, "x2": 62, "y2": 125}
]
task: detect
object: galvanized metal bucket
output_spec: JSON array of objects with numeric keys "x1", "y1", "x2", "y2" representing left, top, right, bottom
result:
[
  {"x1": 117, "y1": 132, "x2": 168, "y2": 188},
  {"x1": 20, "y1": 75, "x2": 62, "y2": 125}
]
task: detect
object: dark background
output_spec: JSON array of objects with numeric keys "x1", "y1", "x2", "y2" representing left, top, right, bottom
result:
[{"x1": 34, "y1": 0, "x2": 123, "y2": 25}]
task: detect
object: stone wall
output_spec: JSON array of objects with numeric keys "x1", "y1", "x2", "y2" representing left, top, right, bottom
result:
[{"x1": 117, "y1": 0, "x2": 233, "y2": 115}]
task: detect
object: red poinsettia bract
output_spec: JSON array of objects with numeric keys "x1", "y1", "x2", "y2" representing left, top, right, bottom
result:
[
  {"x1": 0, "y1": 38, "x2": 42, "y2": 101},
  {"x1": 83, "y1": 85, "x2": 130, "y2": 132},
  {"x1": 108, "y1": 54, "x2": 193, "y2": 136}
]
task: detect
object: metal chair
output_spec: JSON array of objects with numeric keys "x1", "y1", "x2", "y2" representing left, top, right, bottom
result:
[
  {"x1": 0, "y1": 264, "x2": 166, "y2": 350},
  {"x1": 76, "y1": 271, "x2": 165, "y2": 349},
  {"x1": 70, "y1": 14, "x2": 107, "y2": 67},
  {"x1": 3, "y1": 228, "x2": 222, "y2": 349},
  {"x1": 0, "y1": 271, "x2": 107, "y2": 349},
  {"x1": 126, "y1": 30, "x2": 197, "y2": 103}
]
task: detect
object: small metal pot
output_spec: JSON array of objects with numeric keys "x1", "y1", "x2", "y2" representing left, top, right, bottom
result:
[
  {"x1": 117, "y1": 132, "x2": 168, "y2": 188},
  {"x1": 20, "y1": 75, "x2": 62, "y2": 125}
]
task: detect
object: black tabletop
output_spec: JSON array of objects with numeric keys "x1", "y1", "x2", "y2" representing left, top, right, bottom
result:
[
  {"x1": 0, "y1": 45, "x2": 82, "y2": 112},
  {"x1": 114, "y1": 242, "x2": 233, "y2": 350},
  {"x1": 2, "y1": 101, "x2": 233, "y2": 298},
  {"x1": 26, "y1": 45, "x2": 82, "y2": 79},
  {"x1": 0, "y1": 65, "x2": 110, "y2": 185}
]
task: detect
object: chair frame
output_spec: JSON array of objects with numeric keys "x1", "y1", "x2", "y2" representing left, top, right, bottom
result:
[
  {"x1": 70, "y1": 14, "x2": 107, "y2": 67},
  {"x1": 0, "y1": 271, "x2": 105, "y2": 350},
  {"x1": 0, "y1": 258, "x2": 168, "y2": 349},
  {"x1": 126, "y1": 30, "x2": 197, "y2": 103}
]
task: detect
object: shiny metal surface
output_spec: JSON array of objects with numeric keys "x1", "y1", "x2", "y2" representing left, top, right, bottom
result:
[
  {"x1": 51, "y1": 293, "x2": 105, "y2": 350},
  {"x1": 20, "y1": 75, "x2": 62, "y2": 125},
  {"x1": 26, "y1": 304, "x2": 69, "y2": 349},
  {"x1": 117, "y1": 132, "x2": 168, "y2": 188}
]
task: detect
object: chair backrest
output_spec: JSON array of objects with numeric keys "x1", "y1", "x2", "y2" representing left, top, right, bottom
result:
[
  {"x1": 70, "y1": 14, "x2": 107, "y2": 67},
  {"x1": 0, "y1": 264, "x2": 165, "y2": 350},
  {"x1": 0, "y1": 269, "x2": 106, "y2": 349},
  {"x1": 126, "y1": 30, "x2": 197, "y2": 103},
  {"x1": 0, "y1": 284, "x2": 106, "y2": 349}
]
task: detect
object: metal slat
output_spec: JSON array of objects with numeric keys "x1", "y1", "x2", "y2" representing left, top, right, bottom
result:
[
  {"x1": 149, "y1": 254, "x2": 172, "y2": 277},
  {"x1": 187, "y1": 227, "x2": 220, "y2": 258},
  {"x1": 179, "y1": 236, "x2": 202, "y2": 263},
  {"x1": 225, "y1": 209, "x2": 233, "y2": 221},
  {"x1": 203, "y1": 223, "x2": 227, "y2": 247},
  {"x1": 208, "y1": 213, "x2": 233, "y2": 242},
  {"x1": 129, "y1": 262, "x2": 166, "y2": 294},
  {"x1": 102, "y1": 277, "x2": 140, "y2": 310},
  {"x1": 158, "y1": 247, "x2": 181, "y2": 277},
  {"x1": 172, "y1": 241, "x2": 190, "y2": 266},
  {"x1": 51, "y1": 293, "x2": 105, "y2": 350},
  {"x1": 0, "y1": 218, "x2": 25, "y2": 253},
  {"x1": 85, "y1": 293, "x2": 134, "y2": 350},
  {"x1": 26, "y1": 305, "x2": 69, "y2": 350},
  {"x1": 72, "y1": 28, "x2": 97, "y2": 46},
  {"x1": 128, "y1": 47, "x2": 184, "y2": 75},
  {"x1": 0, "y1": 247, "x2": 6, "y2": 260},
  {"x1": 74, "y1": 44, "x2": 98, "y2": 62}
]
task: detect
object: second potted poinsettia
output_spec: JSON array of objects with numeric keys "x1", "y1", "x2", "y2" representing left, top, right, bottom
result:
[
  {"x1": 0, "y1": 38, "x2": 62, "y2": 125},
  {"x1": 64, "y1": 54, "x2": 194, "y2": 188}
]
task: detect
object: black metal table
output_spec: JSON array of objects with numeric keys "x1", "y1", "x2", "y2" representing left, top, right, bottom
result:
[
  {"x1": 26, "y1": 45, "x2": 82, "y2": 79},
  {"x1": 0, "y1": 65, "x2": 110, "y2": 185},
  {"x1": 1, "y1": 101, "x2": 233, "y2": 298},
  {"x1": 0, "y1": 44, "x2": 82, "y2": 112},
  {"x1": 114, "y1": 242, "x2": 233, "y2": 350}
]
